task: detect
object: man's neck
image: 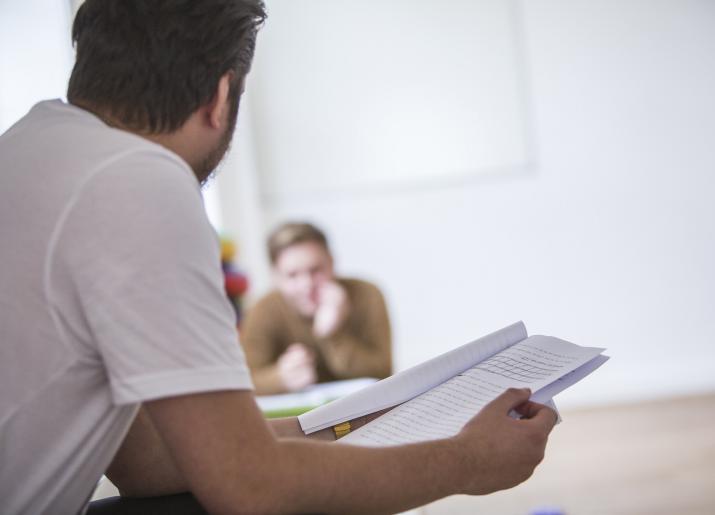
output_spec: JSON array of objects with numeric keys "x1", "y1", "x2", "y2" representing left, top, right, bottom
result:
[{"x1": 69, "y1": 99, "x2": 204, "y2": 182}]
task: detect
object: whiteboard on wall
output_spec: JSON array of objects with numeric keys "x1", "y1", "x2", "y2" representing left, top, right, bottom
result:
[{"x1": 248, "y1": 0, "x2": 532, "y2": 198}]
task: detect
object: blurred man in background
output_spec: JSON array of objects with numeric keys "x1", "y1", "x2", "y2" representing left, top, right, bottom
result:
[{"x1": 242, "y1": 222, "x2": 392, "y2": 394}]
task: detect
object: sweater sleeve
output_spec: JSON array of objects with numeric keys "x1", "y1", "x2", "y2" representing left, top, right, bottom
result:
[
  {"x1": 318, "y1": 281, "x2": 392, "y2": 380},
  {"x1": 240, "y1": 294, "x2": 288, "y2": 395}
]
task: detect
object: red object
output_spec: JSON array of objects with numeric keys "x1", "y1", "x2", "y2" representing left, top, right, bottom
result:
[{"x1": 225, "y1": 272, "x2": 249, "y2": 296}]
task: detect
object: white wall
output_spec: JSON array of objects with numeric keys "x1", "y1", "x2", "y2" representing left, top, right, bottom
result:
[
  {"x1": 0, "y1": 0, "x2": 73, "y2": 133},
  {"x1": 221, "y1": 0, "x2": 715, "y2": 409},
  {"x1": 248, "y1": 0, "x2": 532, "y2": 196}
]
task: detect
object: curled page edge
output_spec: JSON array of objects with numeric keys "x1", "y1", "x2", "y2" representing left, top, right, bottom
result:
[
  {"x1": 531, "y1": 354, "x2": 610, "y2": 405},
  {"x1": 543, "y1": 399, "x2": 562, "y2": 424}
]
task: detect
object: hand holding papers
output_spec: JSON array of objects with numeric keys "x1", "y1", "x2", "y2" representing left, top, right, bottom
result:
[{"x1": 297, "y1": 322, "x2": 608, "y2": 446}]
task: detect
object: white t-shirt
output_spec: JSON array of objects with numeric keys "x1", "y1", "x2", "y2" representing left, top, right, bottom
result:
[{"x1": 0, "y1": 100, "x2": 253, "y2": 515}]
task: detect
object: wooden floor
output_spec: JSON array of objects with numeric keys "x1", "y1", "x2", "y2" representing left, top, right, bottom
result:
[
  {"x1": 94, "y1": 393, "x2": 715, "y2": 514},
  {"x1": 420, "y1": 393, "x2": 715, "y2": 515}
]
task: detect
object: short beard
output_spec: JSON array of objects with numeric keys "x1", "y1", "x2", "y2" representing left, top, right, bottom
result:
[{"x1": 195, "y1": 91, "x2": 240, "y2": 186}]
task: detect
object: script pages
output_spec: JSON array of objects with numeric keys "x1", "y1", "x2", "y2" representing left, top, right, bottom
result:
[
  {"x1": 340, "y1": 335, "x2": 607, "y2": 447},
  {"x1": 299, "y1": 322, "x2": 530, "y2": 434}
]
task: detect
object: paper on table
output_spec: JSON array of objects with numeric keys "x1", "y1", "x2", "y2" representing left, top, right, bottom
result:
[
  {"x1": 255, "y1": 378, "x2": 378, "y2": 413},
  {"x1": 298, "y1": 322, "x2": 528, "y2": 434},
  {"x1": 339, "y1": 335, "x2": 604, "y2": 447}
]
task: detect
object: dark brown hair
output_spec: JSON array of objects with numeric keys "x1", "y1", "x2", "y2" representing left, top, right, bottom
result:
[
  {"x1": 67, "y1": 0, "x2": 266, "y2": 133},
  {"x1": 268, "y1": 222, "x2": 330, "y2": 264}
]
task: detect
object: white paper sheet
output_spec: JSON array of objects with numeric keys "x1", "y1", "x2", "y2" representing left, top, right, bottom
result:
[
  {"x1": 530, "y1": 354, "x2": 610, "y2": 405},
  {"x1": 298, "y1": 322, "x2": 528, "y2": 433},
  {"x1": 339, "y1": 335, "x2": 605, "y2": 447}
]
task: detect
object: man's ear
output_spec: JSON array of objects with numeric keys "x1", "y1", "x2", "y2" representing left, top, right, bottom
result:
[{"x1": 206, "y1": 72, "x2": 233, "y2": 129}]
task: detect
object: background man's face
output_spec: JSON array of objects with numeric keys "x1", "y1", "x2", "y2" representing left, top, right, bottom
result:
[{"x1": 273, "y1": 241, "x2": 334, "y2": 317}]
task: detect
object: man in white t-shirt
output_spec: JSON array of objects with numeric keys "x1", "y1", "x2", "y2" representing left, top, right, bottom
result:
[{"x1": 0, "y1": 1, "x2": 557, "y2": 514}]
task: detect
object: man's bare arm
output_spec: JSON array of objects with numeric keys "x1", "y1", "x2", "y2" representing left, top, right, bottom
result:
[
  {"x1": 118, "y1": 387, "x2": 554, "y2": 514},
  {"x1": 107, "y1": 408, "x2": 340, "y2": 495},
  {"x1": 106, "y1": 407, "x2": 187, "y2": 496},
  {"x1": 107, "y1": 404, "x2": 384, "y2": 496}
]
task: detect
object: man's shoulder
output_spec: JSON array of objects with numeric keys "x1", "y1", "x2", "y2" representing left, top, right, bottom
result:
[
  {"x1": 35, "y1": 100, "x2": 187, "y2": 166},
  {"x1": 338, "y1": 277, "x2": 383, "y2": 298},
  {"x1": 241, "y1": 290, "x2": 291, "y2": 334},
  {"x1": 251, "y1": 290, "x2": 286, "y2": 311},
  {"x1": 2, "y1": 99, "x2": 194, "y2": 192}
]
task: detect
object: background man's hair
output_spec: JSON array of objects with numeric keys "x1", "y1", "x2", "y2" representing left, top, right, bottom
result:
[
  {"x1": 268, "y1": 222, "x2": 330, "y2": 264},
  {"x1": 67, "y1": 0, "x2": 266, "y2": 133}
]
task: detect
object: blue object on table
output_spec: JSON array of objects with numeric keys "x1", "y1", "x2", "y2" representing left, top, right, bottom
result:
[{"x1": 529, "y1": 506, "x2": 566, "y2": 515}]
